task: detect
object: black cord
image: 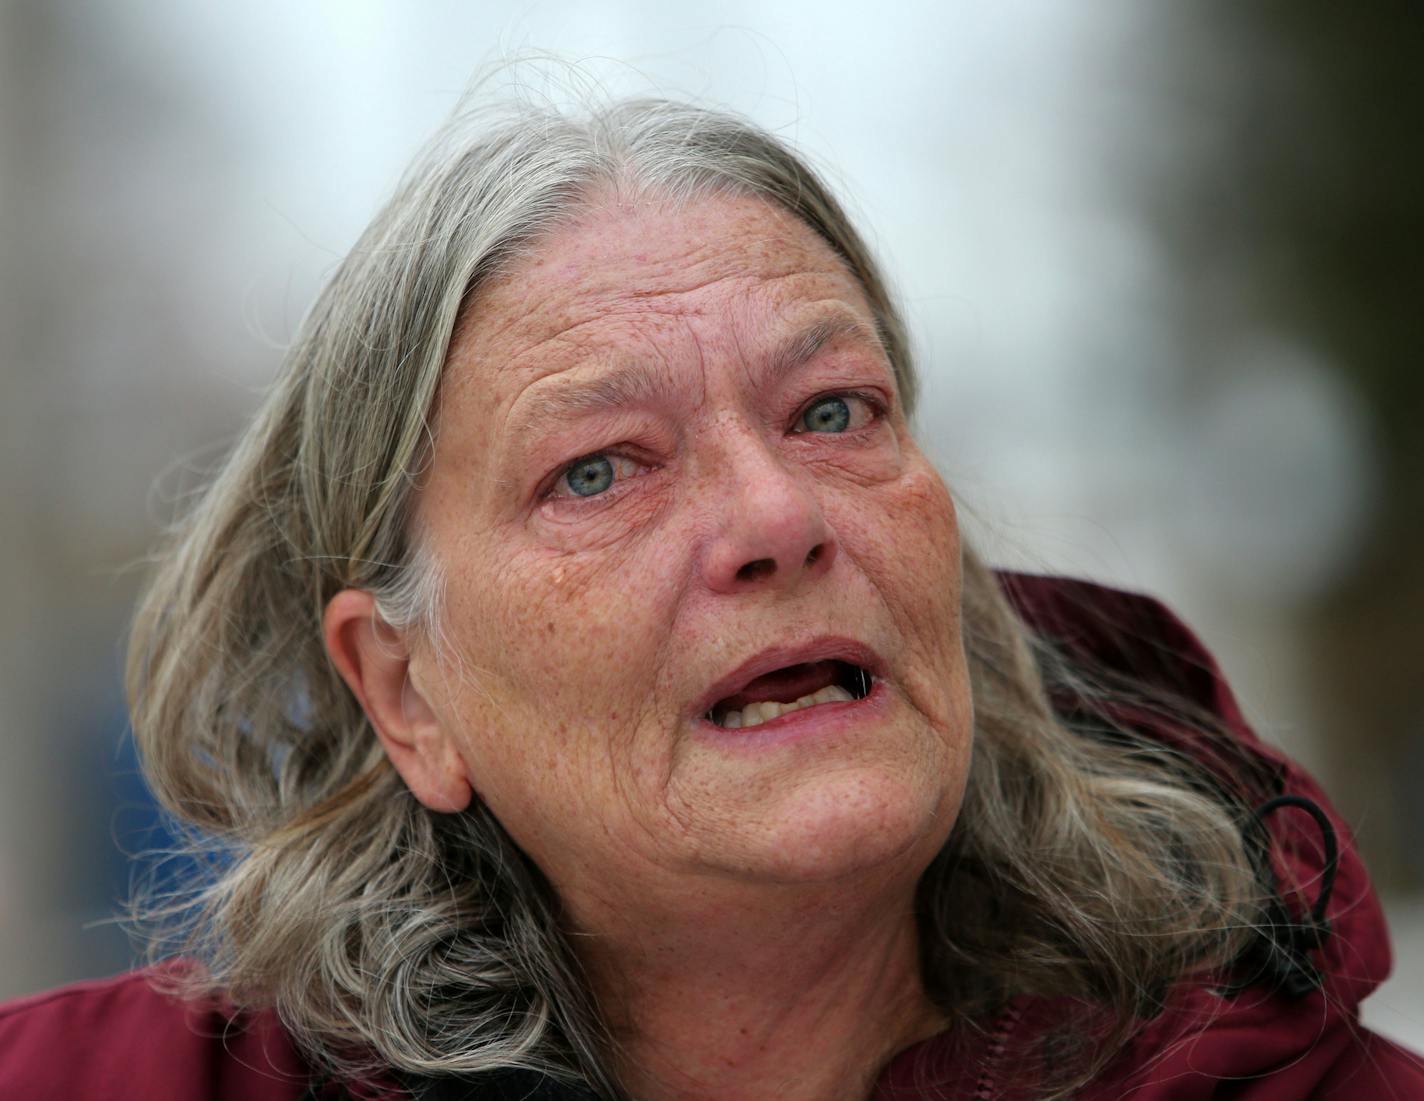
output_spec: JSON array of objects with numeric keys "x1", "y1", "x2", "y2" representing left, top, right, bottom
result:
[
  {"x1": 1253, "y1": 795, "x2": 1339, "y2": 941},
  {"x1": 1224, "y1": 794, "x2": 1340, "y2": 997}
]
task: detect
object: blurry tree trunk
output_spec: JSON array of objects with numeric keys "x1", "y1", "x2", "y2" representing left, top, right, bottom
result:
[{"x1": 1158, "y1": 5, "x2": 1424, "y2": 890}]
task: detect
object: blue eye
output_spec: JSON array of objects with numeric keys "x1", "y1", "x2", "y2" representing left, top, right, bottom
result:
[
  {"x1": 562, "y1": 454, "x2": 616, "y2": 497},
  {"x1": 799, "y1": 395, "x2": 852, "y2": 433},
  {"x1": 549, "y1": 452, "x2": 645, "y2": 502}
]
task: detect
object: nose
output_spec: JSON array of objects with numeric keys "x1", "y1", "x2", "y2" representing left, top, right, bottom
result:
[{"x1": 698, "y1": 427, "x2": 838, "y2": 594}]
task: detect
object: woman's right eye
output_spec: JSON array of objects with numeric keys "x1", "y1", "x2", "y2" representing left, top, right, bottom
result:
[{"x1": 551, "y1": 453, "x2": 640, "y2": 499}]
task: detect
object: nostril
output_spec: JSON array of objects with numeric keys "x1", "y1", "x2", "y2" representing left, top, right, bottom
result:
[
  {"x1": 805, "y1": 544, "x2": 824, "y2": 567},
  {"x1": 736, "y1": 558, "x2": 776, "y2": 583}
]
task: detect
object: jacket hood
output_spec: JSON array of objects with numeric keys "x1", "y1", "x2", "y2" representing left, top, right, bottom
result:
[{"x1": 876, "y1": 571, "x2": 1398, "y2": 1100}]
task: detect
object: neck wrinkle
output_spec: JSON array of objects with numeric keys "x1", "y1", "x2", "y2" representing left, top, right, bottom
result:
[{"x1": 576, "y1": 883, "x2": 947, "y2": 1101}]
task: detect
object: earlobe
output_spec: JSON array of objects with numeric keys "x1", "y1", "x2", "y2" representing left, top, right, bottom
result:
[{"x1": 322, "y1": 589, "x2": 473, "y2": 813}]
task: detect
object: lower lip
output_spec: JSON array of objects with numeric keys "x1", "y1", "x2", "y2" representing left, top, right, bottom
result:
[{"x1": 693, "y1": 679, "x2": 890, "y2": 749}]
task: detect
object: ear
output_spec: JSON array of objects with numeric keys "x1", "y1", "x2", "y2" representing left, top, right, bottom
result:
[{"x1": 323, "y1": 589, "x2": 473, "y2": 813}]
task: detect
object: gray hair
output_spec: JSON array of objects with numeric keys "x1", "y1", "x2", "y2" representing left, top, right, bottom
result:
[{"x1": 128, "y1": 97, "x2": 1263, "y2": 1099}]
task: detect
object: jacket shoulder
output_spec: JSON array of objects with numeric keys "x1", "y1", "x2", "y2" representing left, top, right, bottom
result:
[
  {"x1": 1083, "y1": 994, "x2": 1424, "y2": 1098},
  {"x1": 0, "y1": 965, "x2": 315, "y2": 1100},
  {"x1": 989, "y1": 572, "x2": 1424, "y2": 1097}
]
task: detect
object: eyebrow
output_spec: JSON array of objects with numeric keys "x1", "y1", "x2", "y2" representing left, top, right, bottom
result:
[{"x1": 509, "y1": 312, "x2": 884, "y2": 436}]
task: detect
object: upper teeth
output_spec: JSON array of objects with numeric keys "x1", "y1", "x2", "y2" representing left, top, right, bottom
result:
[{"x1": 715, "y1": 684, "x2": 857, "y2": 729}]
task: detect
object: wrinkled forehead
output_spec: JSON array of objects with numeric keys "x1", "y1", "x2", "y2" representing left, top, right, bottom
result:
[
  {"x1": 412, "y1": 190, "x2": 898, "y2": 538},
  {"x1": 440, "y1": 191, "x2": 875, "y2": 406}
]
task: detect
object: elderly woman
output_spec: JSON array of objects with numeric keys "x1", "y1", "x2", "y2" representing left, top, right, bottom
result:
[{"x1": 1, "y1": 100, "x2": 1419, "y2": 1101}]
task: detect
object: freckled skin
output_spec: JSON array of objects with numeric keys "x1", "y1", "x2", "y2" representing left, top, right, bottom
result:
[{"x1": 417, "y1": 194, "x2": 971, "y2": 904}]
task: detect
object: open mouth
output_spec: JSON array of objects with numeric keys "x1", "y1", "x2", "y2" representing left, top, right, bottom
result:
[{"x1": 704, "y1": 659, "x2": 874, "y2": 730}]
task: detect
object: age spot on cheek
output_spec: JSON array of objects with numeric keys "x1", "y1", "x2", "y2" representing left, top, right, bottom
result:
[{"x1": 538, "y1": 557, "x2": 597, "y2": 608}]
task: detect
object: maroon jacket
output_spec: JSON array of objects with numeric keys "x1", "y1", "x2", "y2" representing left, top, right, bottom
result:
[{"x1": 3, "y1": 574, "x2": 1421, "y2": 1100}]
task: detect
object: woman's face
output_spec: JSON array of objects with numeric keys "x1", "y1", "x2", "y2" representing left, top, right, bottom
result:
[{"x1": 412, "y1": 192, "x2": 973, "y2": 917}]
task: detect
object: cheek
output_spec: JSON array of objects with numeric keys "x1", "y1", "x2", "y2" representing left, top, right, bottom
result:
[
  {"x1": 835, "y1": 463, "x2": 961, "y2": 613},
  {"x1": 438, "y1": 544, "x2": 676, "y2": 762},
  {"x1": 832, "y1": 463, "x2": 967, "y2": 714},
  {"x1": 425, "y1": 561, "x2": 644, "y2": 847}
]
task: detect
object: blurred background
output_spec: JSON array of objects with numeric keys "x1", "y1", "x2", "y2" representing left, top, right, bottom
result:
[{"x1": 1, "y1": 0, "x2": 1419, "y2": 1048}]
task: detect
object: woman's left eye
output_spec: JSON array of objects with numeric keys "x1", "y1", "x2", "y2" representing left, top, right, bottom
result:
[{"x1": 795, "y1": 393, "x2": 878, "y2": 434}]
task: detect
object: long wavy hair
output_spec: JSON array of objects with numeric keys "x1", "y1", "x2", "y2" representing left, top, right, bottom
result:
[{"x1": 127, "y1": 97, "x2": 1265, "y2": 1098}]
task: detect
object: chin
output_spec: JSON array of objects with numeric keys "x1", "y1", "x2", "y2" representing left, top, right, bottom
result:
[{"x1": 720, "y1": 764, "x2": 961, "y2": 887}]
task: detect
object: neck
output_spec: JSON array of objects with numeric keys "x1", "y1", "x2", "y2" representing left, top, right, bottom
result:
[{"x1": 574, "y1": 878, "x2": 945, "y2": 1101}]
